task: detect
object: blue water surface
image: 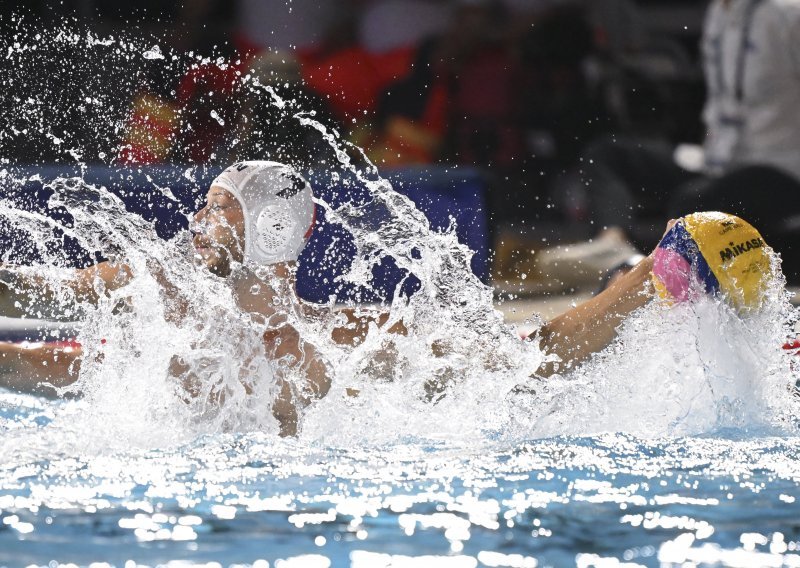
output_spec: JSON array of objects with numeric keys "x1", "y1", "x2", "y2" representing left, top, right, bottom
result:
[{"x1": 2, "y1": 391, "x2": 800, "y2": 568}]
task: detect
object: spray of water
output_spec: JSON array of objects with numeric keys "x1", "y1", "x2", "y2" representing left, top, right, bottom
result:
[
  {"x1": 510, "y1": 289, "x2": 800, "y2": 439},
  {"x1": 1, "y1": 18, "x2": 799, "y2": 454}
]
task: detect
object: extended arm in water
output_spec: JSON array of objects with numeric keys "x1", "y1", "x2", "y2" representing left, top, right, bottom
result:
[
  {"x1": 534, "y1": 255, "x2": 655, "y2": 376},
  {"x1": 0, "y1": 262, "x2": 132, "y2": 312}
]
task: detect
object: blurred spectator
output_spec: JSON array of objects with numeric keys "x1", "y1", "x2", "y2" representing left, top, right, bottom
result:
[
  {"x1": 234, "y1": 0, "x2": 413, "y2": 122},
  {"x1": 434, "y1": 2, "x2": 616, "y2": 225},
  {"x1": 170, "y1": 58, "x2": 244, "y2": 163},
  {"x1": 301, "y1": 44, "x2": 413, "y2": 122},
  {"x1": 125, "y1": 79, "x2": 234, "y2": 166},
  {"x1": 118, "y1": 91, "x2": 181, "y2": 165},
  {"x1": 440, "y1": 0, "x2": 520, "y2": 170},
  {"x1": 358, "y1": 0, "x2": 452, "y2": 54},
  {"x1": 567, "y1": 0, "x2": 800, "y2": 256},
  {"x1": 365, "y1": 0, "x2": 541, "y2": 168},
  {"x1": 519, "y1": 5, "x2": 612, "y2": 220},
  {"x1": 585, "y1": 0, "x2": 647, "y2": 55},
  {"x1": 366, "y1": 37, "x2": 451, "y2": 166},
  {"x1": 118, "y1": 0, "x2": 242, "y2": 165},
  {"x1": 235, "y1": 0, "x2": 339, "y2": 56},
  {"x1": 120, "y1": 54, "x2": 243, "y2": 165},
  {"x1": 700, "y1": 0, "x2": 800, "y2": 180}
]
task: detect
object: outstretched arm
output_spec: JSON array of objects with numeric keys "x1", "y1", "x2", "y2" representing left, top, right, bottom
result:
[
  {"x1": 534, "y1": 255, "x2": 654, "y2": 376},
  {"x1": 0, "y1": 262, "x2": 128, "y2": 396},
  {"x1": 0, "y1": 261, "x2": 132, "y2": 313},
  {"x1": 0, "y1": 341, "x2": 82, "y2": 396}
]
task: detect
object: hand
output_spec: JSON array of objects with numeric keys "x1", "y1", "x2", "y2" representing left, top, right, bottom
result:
[
  {"x1": 647, "y1": 219, "x2": 678, "y2": 260},
  {"x1": 659, "y1": 218, "x2": 678, "y2": 243}
]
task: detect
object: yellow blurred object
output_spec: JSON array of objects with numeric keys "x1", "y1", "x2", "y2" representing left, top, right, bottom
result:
[{"x1": 118, "y1": 93, "x2": 179, "y2": 164}]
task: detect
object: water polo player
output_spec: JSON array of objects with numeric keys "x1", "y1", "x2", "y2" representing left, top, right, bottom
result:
[
  {"x1": 0, "y1": 162, "x2": 781, "y2": 433},
  {"x1": 0, "y1": 161, "x2": 329, "y2": 435}
]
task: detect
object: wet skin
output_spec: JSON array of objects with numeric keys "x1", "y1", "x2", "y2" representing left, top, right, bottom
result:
[
  {"x1": 192, "y1": 186, "x2": 246, "y2": 277},
  {"x1": 190, "y1": 186, "x2": 331, "y2": 435}
]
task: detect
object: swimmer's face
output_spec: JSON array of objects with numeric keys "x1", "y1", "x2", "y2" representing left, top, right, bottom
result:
[{"x1": 192, "y1": 186, "x2": 245, "y2": 277}]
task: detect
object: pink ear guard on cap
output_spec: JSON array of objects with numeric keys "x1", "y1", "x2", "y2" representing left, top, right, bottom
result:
[{"x1": 211, "y1": 161, "x2": 316, "y2": 266}]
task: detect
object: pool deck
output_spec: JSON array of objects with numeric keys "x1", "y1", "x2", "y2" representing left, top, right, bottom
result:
[{"x1": 495, "y1": 286, "x2": 800, "y2": 337}]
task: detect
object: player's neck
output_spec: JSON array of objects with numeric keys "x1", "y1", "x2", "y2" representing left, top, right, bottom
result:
[{"x1": 230, "y1": 264, "x2": 297, "y2": 319}]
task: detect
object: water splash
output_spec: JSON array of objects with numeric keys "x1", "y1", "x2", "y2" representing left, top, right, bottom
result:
[
  {"x1": 142, "y1": 44, "x2": 164, "y2": 61},
  {"x1": 0, "y1": 17, "x2": 798, "y2": 454}
]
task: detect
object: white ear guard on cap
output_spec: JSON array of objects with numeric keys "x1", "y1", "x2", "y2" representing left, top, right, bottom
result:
[{"x1": 210, "y1": 161, "x2": 316, "y2": 266}]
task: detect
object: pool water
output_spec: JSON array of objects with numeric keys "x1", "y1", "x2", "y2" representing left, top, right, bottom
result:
[
  {"x1": 2, "y1": 269, "x2": 798, "y2": 568},
  {"x1": 3, "y1": 393, "x2": 800, "y2": 568}
]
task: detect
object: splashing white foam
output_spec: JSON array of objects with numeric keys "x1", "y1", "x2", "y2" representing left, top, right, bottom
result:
[{"x1": 0, "y1": 21, "x2": 798, "y2": 455}]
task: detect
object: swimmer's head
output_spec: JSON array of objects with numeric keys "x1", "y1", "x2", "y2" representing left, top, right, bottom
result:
[{"x1": 192, "y1": 161, "x2": 316, "y2": 277}]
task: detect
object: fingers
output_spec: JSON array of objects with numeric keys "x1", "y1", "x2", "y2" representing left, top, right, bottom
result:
[
  {"x1": 648, "y1": 218, "x2": 679, "y2": 259},
  {"x1": 663, "y1": 218, "x2": 678, "y2": 236}
]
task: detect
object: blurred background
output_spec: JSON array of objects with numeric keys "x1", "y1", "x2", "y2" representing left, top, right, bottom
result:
[{"x1": 2, "y1": 0, "x2": 798, "y2": 295}]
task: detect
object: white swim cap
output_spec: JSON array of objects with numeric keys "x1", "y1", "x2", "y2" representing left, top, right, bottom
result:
[{"x1": 211, "y1": 161, "x2": 316, "y2": 266}]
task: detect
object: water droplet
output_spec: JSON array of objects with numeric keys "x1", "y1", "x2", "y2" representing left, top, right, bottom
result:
[
  {"x1": 142, "y1": 45, "x2": 164, "y2": 60},
  {"x1": 210, "y1": 110, "x2": 225, "y2": 126}
]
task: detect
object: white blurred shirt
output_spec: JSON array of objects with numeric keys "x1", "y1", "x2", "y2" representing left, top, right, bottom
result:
[
  {"x1": 238, "y1": 0, "x2": 338, "y2": 51},
  {"x1": 702, "y1": 0, "x2": 800, "y2": 180},
  {"x1": 358, "y1": 0, "x2": 452, "y2": 53}
]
